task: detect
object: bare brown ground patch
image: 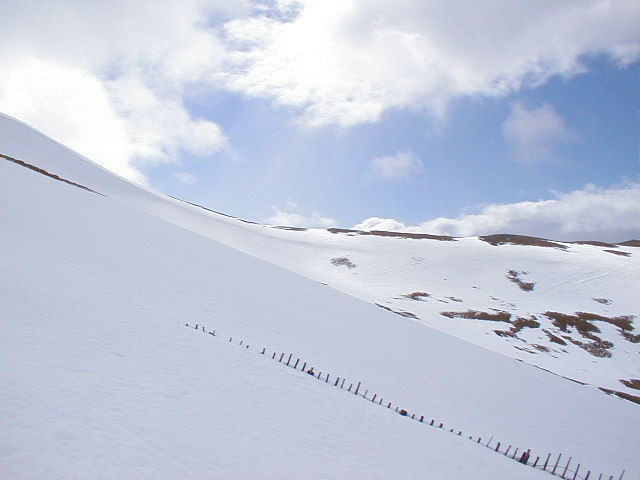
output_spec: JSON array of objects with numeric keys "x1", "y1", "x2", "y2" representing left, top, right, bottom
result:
[
  {"x1": 403, "y1": 292, "x2": 430, "y2": 300},
  {"x1": 494, "y1": 316, "x2": 540, "y2": 338},
  {"x1": 327, "y1": 228, "x2": 455, "y2": 241},
  {"x1": 592, "y1": 297, "x2": 612, "y2": 305},
  {"x1": 604, "y1": 249, "x2": 631, "y2": 257},
  {"x1": 506, "y1": 270, "x2": 535, "y2": 291},
  {"x1": 569, "y1": 240, "x2": 618, "y2": 247},
  {"x1": 533, "y1": 344, "x2": 551, "y2": 352},
  {"x1": 274, "y1": 226, "x2": 308, "y2": 231},
  {"x1": 1, "y1": 153, "x2": 103, "y2": 195},
  {"x1": 599, "y1": 388, "x2": 640, "y2": 405},
  {"x1": 330, "y1": 257, "x2": 356, "y2": 269},
  {"x1": 543, "y1": 311, "x2": 635, "y2": 357},
  {"x1": 620, "y1": 379, "x2": 640, "y2": 390},
  {"x1": 442, "y1": 310, "x2": 511, "y2": 322},
  {"x1": 542, "y1": 329, "x2": 567, "y2": 345},
  {"x1": 617, "y1": 240, "x2": 640, "y2": 247},
  {"x1": 479, "y1": 234, "x2": 567, "y2": 250},
  {"x1": 376, "y1": 304, "x2": 418, "y2": 319}
]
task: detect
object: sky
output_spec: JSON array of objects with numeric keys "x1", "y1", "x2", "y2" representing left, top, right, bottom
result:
[{"x1": 1, "y1": 0, "x2": 639, "y2": 242}]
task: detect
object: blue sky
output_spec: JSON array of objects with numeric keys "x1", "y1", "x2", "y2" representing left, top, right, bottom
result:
[{"x1": 1, "y1": 1, "x2": 639, "y2": 240}]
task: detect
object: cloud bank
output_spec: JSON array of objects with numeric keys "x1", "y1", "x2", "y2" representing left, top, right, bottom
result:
[
  {"x1": 223, "y1": 0, "x2": 639, "y2": 126},
  {"x1": 353, "y1": 183, "x2": 640, "y2": 242}
]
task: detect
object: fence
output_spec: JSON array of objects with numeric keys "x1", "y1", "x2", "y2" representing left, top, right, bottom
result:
[{"x1": 184, "y1": 322, "x2": 627, "y2": 480}]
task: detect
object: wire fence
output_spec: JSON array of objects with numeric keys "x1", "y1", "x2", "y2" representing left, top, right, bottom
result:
[{"x1": 184, "y1": 322, "x2": 627, "y2": 480}]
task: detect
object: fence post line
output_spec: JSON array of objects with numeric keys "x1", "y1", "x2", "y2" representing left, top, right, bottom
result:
[
  {"x1": 195, "y1": 324, "x2": 198, "y2": 329},
  {"x1": 619, "y1": 471, "x2": 626, "y2": 480},
  {"x1": 334, "y1": 377, "x2": 340, "y2": 386},
  {"x1": 348, "y1": 383, "x2": 352, "y2": 392},
  {"x1": 438, "y1": 423, "x2": 443, "y2": 428},
  {"x1": 543, "y1": 453, "x2": 551, "y2": 471},
  {"x1": 355, "y1": 382, "x2": 361, "y2": 396},
  {"x1": 598, "y1": 474, "x2": 603, "y2": 480},
  {"x1": 420, "y1": 415, "x2": 424, "y2": 423},
  {"x1": 412, "y1": 414, "x2": 416, "y2": 419},
  {"x1": 477, "y1": 437, "x2": 481, "y2": 444},
  {"x1": 272, "y1": 352, "x2": 276, "y2": 359},
  {"x1": 341, "y1": 378, "x2": 346, "y2": 388},
  {"x1": 430, "y1": 419, "x2": 434, "y2": 425},
  {"x1": 372, "y1": 394, "x2": 377, "y2": 403},
  {"x1": 286, "y1": 354, "x2": 292, "y2": 366},
  {"x1": 378, "y1": 397, "x2": 383, "y2": 405},
  {"x1": 302, "y1": 362, "x2": 307, "y2": 371},
  {"x1": 317, "y1": 371, "x2": 321, "y2": 379},
  {"x1": 486, "y1": 436, "x2": 493, "y2": 447},
  {"x1": 261, "y1": 347, "x2": 265, "y2": 354},
  {"x1": 363, "y1": 389, "x2": 368, "y2": 398},
  {"x1": 495, "y1": 442, "x2": 500, "y2": 452},
  {"x1": 584, "y1": 472, "x2": 590, "y2": 480},
  {"x1": 562, "y1": 457, "x2": 572, "y2": 478},
  {"x1": 326, "y1": 373, "x2": 329, "y2": 383},
  {"x1": 229, "y1": 337, "x2": 232, "y2": 342},
  {"x1": 533, "y1": 456, "x2": 540, "y2": 468},
  {"x1": 552, "y1": 453, "x2": 562, "y2": 474},
  {"x1": 504, "y1": 445, "x2": 511, "y2": 456},
  {"x1": 240, "y1": 340, "x2": 243, "y2": 345},
  {"x1": 573, "y1": 464, "x2": 580, "y2": 480},
  {"x1": 512, "y1": 447, "x2": 519, "y2": 460},
  {"x1": 294, "y1": 358, "x2": 300, "y2": 369},
  {"x1": 388, "y1": 402, "x2": 392, "y2": 408},
  {"x1": 395, "y1": 407, "x2": 398, "y2": 412}
]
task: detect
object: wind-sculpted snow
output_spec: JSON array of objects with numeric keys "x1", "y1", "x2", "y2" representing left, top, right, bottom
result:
[{"x1": 1, "y1": 112, "x2": 638, "y2": 478}]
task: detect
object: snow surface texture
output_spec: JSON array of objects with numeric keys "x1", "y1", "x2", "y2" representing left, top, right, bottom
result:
[{"x1": 1, "y1": 113, "x2": 638, "y2": 478}]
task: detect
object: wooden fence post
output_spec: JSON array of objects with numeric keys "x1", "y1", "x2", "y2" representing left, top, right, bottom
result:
[
  {"x1": 495, "y1": 442, "x2": 500, "y2": 452},
  {"x1": 477, "y1": 437, "x2": 481, "y2": 444},
  {"x1": 279, "y1": 353, "x2": 284, "y2": 362},
  {"x1": 552, "y1": 453, "x2": 562, "y2": 474},
  {"x1": 240, "y1": 340, "x2": 243, "y2": 345},
  {"x1": 562, "y1": 457, "x2": 572, "y2": 478},
  {"x1": 543, "y1": 453, "x2": 551, "y2": 471},
  {"x1": 363, "y1": 389, "x2": 368, "y2": 398},
  {"x1": 326, "y1": 373, "x2": 329, "y2": 383},
  {"x1": 195, "y1": 324, "x2": 199, "y2": 329},
  {"x1": 229, "y1": 337, "x2": 232, "y2": 342},
  {"x1": 272, "y1": 352, "x2": 276, "y2": 359},
  {"x1": 378, "y1": 397, "x2": 383, "y2": 405},
  {"x1": 388, "y1": 402, "x2": 392, "y2": 408},
  {"x1": 341, "y1": 378, "x2": 346, "y2": 388},
  {"x1": 573, "y1": 464, "x2": 580, "y2": 480},
  {"x1": 302, "y1": 362, "x2": 306, "y2": 371},
  {"x1": 334, "y1": 377, "x2": 340, "y2": 386},
  {"x1": 512, "y1": 447, "x2": 519, "y2": 459},
  {"x1": 348, "y1": 383, "x2": 352, "y2": 392},
  {"x1": 317, "y1": 371, "x2": 321, "y2": 379},
  {"x1": 420, "y1": 416, "x2": 424, "y2": 423},
  {"x1": 412, "y1": 414, "x2": 416, "y2": 419},
  {"x1": 372, "y1": 394, "x2": 377, "y2": 403},
  {"x1": 533, "y1": 456, "x2": 539, "y2": 468},
  {"x1": 438, "y1": 423, "x2": 443, "y2": 428},
  {"x1": 584, "y1": 472, "x2": 590, "y2": 480},
  {"x1": 286, "y1": 354, "x2": 292, "y2": 366},
  {"x1": 355, "y1": 382, "x2": 361, "y2": 396},
  {"x1": 430, "y1": 419, "x2": 434, "y2": 425},
  {"x1": 619, "y1": 471, "x2": 626, "y2": 480},
  {"x1": 504, "y1": 445, "x2": 511, "y2": 456},
  {"x1": 294, "y1": 358, "x2": 300, "y2": 369},
  {"x1": 261, "y1": 347, "x2": 265, "y2": 354}
]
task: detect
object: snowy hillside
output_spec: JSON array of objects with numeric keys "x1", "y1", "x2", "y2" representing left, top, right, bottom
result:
[{"x1": 1, "y1": 113, "x2": 638, "y2": 479}]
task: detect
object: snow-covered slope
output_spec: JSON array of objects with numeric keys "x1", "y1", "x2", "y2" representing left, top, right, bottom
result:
[{"x1": 1, "y1": 113, "x2": 638, "y2": 479}]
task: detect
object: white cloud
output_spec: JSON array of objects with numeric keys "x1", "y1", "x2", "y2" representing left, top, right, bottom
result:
[
  {"x1": 503, "y1": 103, "x2": 574, "y2": 164},
  {"x1": 0, "y1": 0, "x2": 238, "y2": 183},
  {"x1": 174, "y1": 172, "x2": 199, "y2": 184},
  {"x1": 353, "y1": 183, "x2": 640, "y2": 242},
  {"x1": 222, "y1": 0, "x2": 640, "y2": 127},
  {"x1": 264, "y1": 206, "x2": 337, "y2": 228},
  {"x1": 370, "y1": 151, "x2": 424, "y2": 180}
]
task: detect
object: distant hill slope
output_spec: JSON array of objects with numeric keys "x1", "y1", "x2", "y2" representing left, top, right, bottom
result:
[{"x1": 1, "y1": 112, "x2": 637, "y2": 478}]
